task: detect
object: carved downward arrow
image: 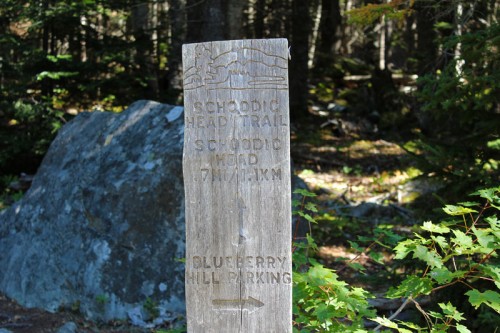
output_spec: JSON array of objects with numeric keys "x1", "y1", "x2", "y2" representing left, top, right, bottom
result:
[{"x1": 212, "y1": 296, "x2": 265, "y2": 311}]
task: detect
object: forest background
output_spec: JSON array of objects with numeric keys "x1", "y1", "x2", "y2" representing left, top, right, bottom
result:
[
  {"x1": 0, "y1": 0, "x2": 499, "y2": 332},
  {"x1": 0, "y1": 0, "x2": 499, "y2": 198}
]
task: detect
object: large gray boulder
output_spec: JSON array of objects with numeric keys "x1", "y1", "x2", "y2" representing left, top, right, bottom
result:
[{"x1": 0, "y1": 100, "x2": 186, "y2": 321}]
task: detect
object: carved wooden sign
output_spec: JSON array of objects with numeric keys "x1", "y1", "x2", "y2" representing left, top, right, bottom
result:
[{"x1": 182, "y1": 39, "x2": 292, "y2": 332}]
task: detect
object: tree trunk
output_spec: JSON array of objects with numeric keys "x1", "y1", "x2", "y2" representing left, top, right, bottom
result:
[
  {"x1": 309, "y1": 0, "x2": 322, "y2": 69},
  {"x1": 227, "y1": 0, "x2": 245, "y2": 39},
  {"x1": 41, "y1": 0, "x2": 52, "y2": 97},
  {"x1": 254, "y1": 0, "x2": 266, "y2": 37},
  {"x1": 415, "y1": 1, "x2": 437, "y2": 75},
  {"x1": 186, "y1": 0, "x2": 226, "y2": 42},
  {"x1": 402, "y1": 13, "x2": 416, "y2": 72},
  {"x1": 186, "y1": 0, "x2": 203, "y2": 42},
  {"x1": 131, "y1": 1, "x2": 158, "y2": 99},
  {"x1": 268, "y1": 0, "x2": 284, "y2": 37},
  {"x1": 202, "y1": 0, "x2": 226, "y2": 41},
  {"x1": 290, "y1": 0, "x2": 311, "y2": 121},
  {"x1": 454, "y1": 1, "x2": 464, "y2": 74},
  {"x1": 41, "y1": 1, "x2": 49, "y2": 53},
  {"x1": 314, "y1": 0, "x2": 341, "y2": 71},
  {"x1": 378, "y1": 15, "x2": 387, "y2": 70},
  {"x1": 166, "y1": 0, "x2": 185, "y2": 97}
]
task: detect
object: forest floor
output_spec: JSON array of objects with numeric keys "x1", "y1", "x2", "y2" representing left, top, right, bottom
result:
[
  {"x1": 290, "y1": 112, "x2": 431, "y2": 285},
  {"x1": 0, "y1": 105, "x2": 436, "y2": 332},
  {"x1": 0, "y1": 291, "x2": 148, "y2": 333}
]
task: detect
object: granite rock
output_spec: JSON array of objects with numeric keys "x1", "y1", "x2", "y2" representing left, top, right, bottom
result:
[{"x1": 0, "y1": 101, "x2": 186, "y2": 320}]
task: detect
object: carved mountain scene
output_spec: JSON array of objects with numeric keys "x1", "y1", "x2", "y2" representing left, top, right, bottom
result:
[{"x1": 184, "y1": 44, "x2": 288, "y2": 91}]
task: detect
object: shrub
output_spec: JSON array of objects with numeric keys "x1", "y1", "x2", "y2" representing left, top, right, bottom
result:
[{"x1": 292, "y1": 187, "x2": 500, "y2": 332}]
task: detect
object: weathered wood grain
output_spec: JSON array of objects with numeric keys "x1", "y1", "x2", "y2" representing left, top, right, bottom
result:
[{"x1": 182, "y1": 39, "x2": 291, "y2": 333}]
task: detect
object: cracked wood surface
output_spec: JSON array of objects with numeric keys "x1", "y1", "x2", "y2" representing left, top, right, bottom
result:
[{"x1": 182, "y1": 39, "x2": 292, "y2": 333}]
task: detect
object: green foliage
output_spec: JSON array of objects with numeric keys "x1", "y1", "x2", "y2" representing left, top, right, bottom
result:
[
  {"x1": 394, "y1": 188, "x2": 499, "y2": 295},
  {"x1": 378, "y1": 187, "x2": 500, "y2": 331},
  {"x1": 293, "y1": 240, "x2": 376, "y2": 332},
  {"x1": 95, "y1": 294, "x2": 109, "y2": 305},
  {"x1": 0, "y1": 99, "x2": 62, "y2": 175},
  {"x1": 293, "y1": 189, "x2": 319, "y2": 227},
  {"x1": 309, "y1": 82, "x2": 336, "y2": 104},
  {"x1": 372, "y1": 301, "x2": 472, "y2": 333},
  {"x1": 342, "y1": 164, "x2": 363, "y2": 176},
  {"x1": 292, "y1": 191, "x2": 376, "y2": 332},
  {"x1": 0, "y1": 175, "x2": 23, "y2": 210},
  {"x1": 347, "y1": 0, "x2": 413, "y2": 25},
  {"x1": 155, "y1": 328, "x2": 187, "y2": 333},
  {"x1": 0, "y1": 0, "x2": 159, "y2": 176},
  {"x1": 293, "y1": 187, "x2": 500, "y2": 332},
  {"x1": 144, "y1": 297, "x2": 160, "y2": 320},
  {"x1": 412, "y1": 23, "x2": 500, "y2": 192},
  {"x1": 95, "y1": 294, "x2": 108, "y2": 313}
]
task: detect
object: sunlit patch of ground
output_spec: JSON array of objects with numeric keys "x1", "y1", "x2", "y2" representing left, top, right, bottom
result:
[
  {"x1": 291, "y1": 134, "x2": 429, "y2": 288},
  {"x1": 293, "y1": 138, "x2": 422, "y2": 205},
  {"x1": 317, "y1": 245, "x2": 393, "y2": 265}
]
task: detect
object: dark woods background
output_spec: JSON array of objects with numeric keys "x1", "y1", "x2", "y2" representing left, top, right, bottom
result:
[{"x1": 0, "y1": 0, "x2": 499, "y2": 198}]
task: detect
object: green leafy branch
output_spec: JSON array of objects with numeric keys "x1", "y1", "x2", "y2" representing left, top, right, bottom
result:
[
  {"x1": 292, "y1": 186, "x2": 499, "y2": 332},
  {"x1": 292, "y1": 189, "x2": 318, "y2": 250},
  {"x1": 375, "y1": 187, "x2": 500, "y2": 332},
  {"x1": 292, "y1": 189, "x2": 376, "y2": 332},
  {"x1": 347, "y1": 0, "x2": 414, "y2": 25}
]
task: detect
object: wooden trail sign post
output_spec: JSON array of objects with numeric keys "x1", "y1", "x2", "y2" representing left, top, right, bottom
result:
[{"x1": 182, "y1": 39, "x2": 292, "y2": 332}]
